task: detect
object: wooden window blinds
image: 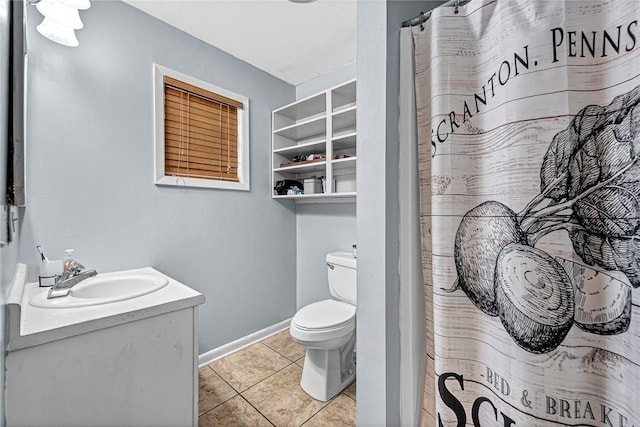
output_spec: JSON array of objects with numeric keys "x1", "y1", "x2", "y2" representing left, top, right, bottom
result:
[{"x1": 164, "y1": 76, "x2": 243, "y2": 182}]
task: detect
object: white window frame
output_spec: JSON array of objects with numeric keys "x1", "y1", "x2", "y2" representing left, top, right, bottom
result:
[{"x1": 153, "y1": 64, "x2": 250, "y2": 191}]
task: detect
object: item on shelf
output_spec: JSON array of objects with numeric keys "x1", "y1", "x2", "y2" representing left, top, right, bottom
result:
[
  {"x1": 275, "y1": 179, "x2": 304, "y2": 195},
  {"x1": 280, "y1": 156, "x2": 326, "y2": 168},
  {"x1": 292, "y1": 155, "x2": 307, "y2": 162},
  {"x1": 321, "y1": 177, "x2": 336, "y2": 193},
  {"x1": 304, "y1": 178, "x2": 323, "y2": 194},
  {"x1": 333, "y1": 154, "x2": 350, "y2": 160},
  {"x1": 307, "y1": 153, "x2": 326, "y2": 161},
  {"x1": 286, "y1": 187, "x2": 304, "y2": 196}
]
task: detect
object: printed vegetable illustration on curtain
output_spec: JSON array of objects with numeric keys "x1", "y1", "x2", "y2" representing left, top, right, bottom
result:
[{"x1": 447, "y1": 84, "x2": 640, "y2": 354}]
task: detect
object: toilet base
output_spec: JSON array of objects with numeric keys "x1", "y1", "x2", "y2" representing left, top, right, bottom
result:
[{"x1": 300, "y1": 335, "x2": 356, "y2": 402}]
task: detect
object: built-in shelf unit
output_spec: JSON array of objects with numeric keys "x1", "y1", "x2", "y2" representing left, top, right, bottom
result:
[{"x1": 272, "y1": 79, "x2": 356, "y2": 202}]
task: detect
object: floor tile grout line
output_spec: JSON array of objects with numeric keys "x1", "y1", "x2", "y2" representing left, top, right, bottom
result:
[
  {"x1": 301, "y1": 393, "x2": 357, "y2": 427},
  {"x1": 260, "y1": 339, "x2": 305, "y2": 363},
  {"x1": 238, "y1": 394, "x2": 277, "y2": 427},
  {"x1": 204, "y1": 363, "x2": 245, "y2": 395},
  {"x1": 343, "y1": 392, "x2": 356, "y2": 403},
  {"x1": 239, "y1": 359, "x2": 298, "y2": 398},
  {"x1": 264, "y1": 347, "x2": 302, "y2": 364},
  {"x1": 197, "y1": 392, "x2": 239, "y2": 419},
  {"x1": 255, "y1": 341, "x2": 302, "y2": 367},
  {"x1": 198, "y1": 365, "x2": 241, "y2": 416},
  {"x1": 245, "y1": 384, "x2": 329, "y2": 427},
  {"x1": 206, "y1": 342, "x2": 289, "y2": 394},
  {"x1": 296, "y1": 400, "x2": 329, "y2": 427},
  {"x1": 263, "y1": 346, "x2": 304, "y2": 363},
  {"x1": 258, "y1": 331, "x2": 305, "y2": 357},
  {"x1": 241, "y1": 357, "x2": 299, "y2": 394},
  {"x1": 208, "y1": 341, "x2": 288, "y2": 372}
]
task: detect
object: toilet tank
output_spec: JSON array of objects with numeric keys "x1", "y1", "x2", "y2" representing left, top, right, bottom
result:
[{"x1": 326, "y1": 251, "x2": 357, "y2": 305}]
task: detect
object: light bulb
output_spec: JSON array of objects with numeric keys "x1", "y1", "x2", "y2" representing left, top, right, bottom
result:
[
  {"x1": 36, "y1": 17, "x2": 79, "y2": 47},
  {"x1": 36, "y1": 0, "x2": 83, "y2": 29}
]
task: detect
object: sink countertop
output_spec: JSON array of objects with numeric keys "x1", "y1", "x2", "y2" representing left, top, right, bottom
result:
[{"x1": 7, "y1": 264, "x2": 205, "y2": 351}]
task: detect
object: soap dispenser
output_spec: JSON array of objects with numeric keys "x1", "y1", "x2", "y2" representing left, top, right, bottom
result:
[{"x1": 63, "y1": 249, "x2": 75, "y2": 271}]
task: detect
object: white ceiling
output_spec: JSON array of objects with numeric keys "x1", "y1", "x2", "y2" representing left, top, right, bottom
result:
[{"x1": 122, "y1": 0, "x2": 357, "y2": 86}]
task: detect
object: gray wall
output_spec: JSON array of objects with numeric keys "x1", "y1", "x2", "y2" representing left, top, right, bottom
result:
[
  {"x1": 295, "y1": 203, "x2": 356, "y2": 308},
  {"x1": 20, "y1": 1, "x2": 297, "y2": 353},
  {"x1": 294, "y1": 64, "x2": 357, "y2": 309},
  {"x1": 356, "y1": 1, "x2": 436, "y2": 425}
]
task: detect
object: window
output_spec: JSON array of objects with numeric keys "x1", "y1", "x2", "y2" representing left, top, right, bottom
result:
[{"x1": 154, "y1": 64, "x2": 250, "y2": 190}]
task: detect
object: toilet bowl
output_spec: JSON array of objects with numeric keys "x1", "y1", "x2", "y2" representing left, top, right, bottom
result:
[{"x1": 290, "y1": 252, "x2": 357, "y2": 402}]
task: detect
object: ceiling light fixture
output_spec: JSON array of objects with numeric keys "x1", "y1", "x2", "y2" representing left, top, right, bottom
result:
[
  {"x1": 36, "y1": 17, "x2": 79, "y2": 46},
  {"x1": 28, "y1": 0, "x2": 91, "y2": 47}
]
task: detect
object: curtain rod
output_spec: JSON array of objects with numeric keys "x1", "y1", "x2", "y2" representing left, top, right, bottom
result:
[{"x1": 401, "y1": 0, "x2": 472, "y2": 28}]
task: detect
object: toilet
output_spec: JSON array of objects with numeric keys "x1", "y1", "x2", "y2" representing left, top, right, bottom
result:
[{"x1": 289, "y1": 251, "x2": 357, "y2": 402}]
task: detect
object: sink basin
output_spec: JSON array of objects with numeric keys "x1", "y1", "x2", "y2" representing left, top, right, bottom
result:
[{"x1": 29, "y1": 272, "x2": 169, "y2": 309}]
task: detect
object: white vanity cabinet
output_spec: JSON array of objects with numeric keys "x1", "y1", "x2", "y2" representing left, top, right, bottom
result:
[
  {"x1": 5, "y1": 266, "x2": 205, "y2": 427},
  {"x1": 272, "y1": 79, "x2": 356, "y2": 201}
]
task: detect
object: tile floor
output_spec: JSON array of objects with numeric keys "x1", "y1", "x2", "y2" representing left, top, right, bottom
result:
[{"x1": 198, "y1": 329, "x2": 356, "y2": 427}]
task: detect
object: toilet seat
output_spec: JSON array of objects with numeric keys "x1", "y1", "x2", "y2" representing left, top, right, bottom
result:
[
  {"x1": 291, "y1": 299, "x2": 355, "y2": 343},
  {"x1": 293, "y1": 299, "x2": 355, "y2": 330}
]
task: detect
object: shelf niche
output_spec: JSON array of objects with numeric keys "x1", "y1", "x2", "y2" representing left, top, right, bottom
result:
[{"x1": 272, "y1": 80, "x2": 357, "y2": 202}]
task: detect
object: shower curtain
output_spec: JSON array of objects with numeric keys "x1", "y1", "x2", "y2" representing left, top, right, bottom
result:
[{"x1": 407, "y1": 1, "x2": 640, "y2": 425}]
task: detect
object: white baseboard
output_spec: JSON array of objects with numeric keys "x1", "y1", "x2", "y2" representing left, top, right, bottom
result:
[{"x1": 198, "y1": 318, "x2": 292, "y2": 367}]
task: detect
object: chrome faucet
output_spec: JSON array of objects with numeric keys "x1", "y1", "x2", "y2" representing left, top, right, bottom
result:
[{"x1": 48, "y1": 255, "x2": 97, "y2": 299}]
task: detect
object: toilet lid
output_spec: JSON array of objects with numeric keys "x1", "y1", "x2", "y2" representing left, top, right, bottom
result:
[{"x1": 292, "y1": 299, "x2": 355, "y2": 330}]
